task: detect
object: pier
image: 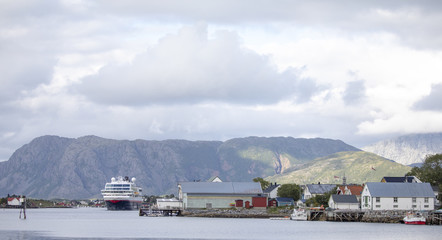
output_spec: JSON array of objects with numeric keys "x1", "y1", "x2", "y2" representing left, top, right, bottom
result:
[
  {"x1": 307, "y1": 209, "x2": 364, "y2": 222},
  {"x1": 427, "y1": 211, "x2": 442, "y2": 225},
  {"x1": 308, "y1": 209, "x2": 442, "y2": 225},
  {"x1": 306, "y1": 209, "x2": 325, "y2": 221},
  {"x1": 139, "y1": 206, "x2": 182, "y2": 217},
  {"x1": 330, "y1": 210, "x2": 364, "y2": 222}
]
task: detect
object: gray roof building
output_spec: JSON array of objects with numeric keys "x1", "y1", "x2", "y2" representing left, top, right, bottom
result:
[
  {"x1": 306, "y1": 184, "x2": 337, "y2": 194},
  {"x1": 331, "y1": 194, "x2": 358, "y2": 203},
  {"x1": 179, "y1": 182, "x2": 263, "y2": 195},
  {"x1": 365, "y1": 182, "x2": 434, "y2": 197},
  {"x1": 178, "y1": 182, "x2": 265, "y2": 209}
]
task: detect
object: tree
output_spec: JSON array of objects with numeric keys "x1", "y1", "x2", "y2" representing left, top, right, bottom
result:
[
  {"x1": 407, "y1": 154, "x2": 442, "y2": 200},
  {"x1": 407, "y1": 154, "x2": 442, "y2": 186},
  {"x1": 253, "y1": 177, "x2": 270, "y2": 190},
  {"x1": 277, "y1": 183, "x2": 301, "y2": 201},
  {"x1": 305, "y1": 190, "x2": 334, "y2": 207}
]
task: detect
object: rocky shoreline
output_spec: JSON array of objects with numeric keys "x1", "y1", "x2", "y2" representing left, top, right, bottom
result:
[{"x1": 181, "y1": 208, "x2": 291, "y2": 218}]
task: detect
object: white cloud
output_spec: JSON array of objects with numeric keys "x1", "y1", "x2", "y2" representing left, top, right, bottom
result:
[
  {"x1": 75, "y1": 23, "x2": 319, "y2": 105},
  {"x1": 358, "y1": 111, "x2": 442, "y2": 135}
]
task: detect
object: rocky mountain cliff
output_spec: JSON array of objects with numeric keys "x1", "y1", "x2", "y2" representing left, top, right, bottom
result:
[
  {"x1": 0, "y1": 135, "x2": 360, "y2": 199},
  {"x1": 363, "y1": 133, "x2": 442, "y2": 166}
]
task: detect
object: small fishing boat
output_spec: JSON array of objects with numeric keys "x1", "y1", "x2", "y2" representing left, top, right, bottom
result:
[
  {"x1": 290, "y1": 208, "x2": 307, "y2": 221},
  {"x1": 403, "y1": 212, "x2": 426, "y2": 225},
  {"x1": 269, "y1": 216, "x2": 290, "y2": 220}
]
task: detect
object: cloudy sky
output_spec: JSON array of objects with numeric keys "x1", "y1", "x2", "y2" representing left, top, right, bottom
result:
[{"x1": 1, "y1": 0, "x2": 442, "y2": 161}]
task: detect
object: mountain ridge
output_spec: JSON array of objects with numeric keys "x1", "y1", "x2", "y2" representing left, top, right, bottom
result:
[{"x1": 0, "y1": 135, "x2": 360, "y2": 199}]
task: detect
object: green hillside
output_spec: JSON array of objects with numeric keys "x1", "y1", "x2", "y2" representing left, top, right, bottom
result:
[{"x1": 266, "y1": 151, "x2": 411, "y2": 185}]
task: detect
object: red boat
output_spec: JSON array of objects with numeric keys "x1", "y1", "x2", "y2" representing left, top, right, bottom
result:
[{"x1": 403, "y1": 212, "x2": 426, "y2": 225}]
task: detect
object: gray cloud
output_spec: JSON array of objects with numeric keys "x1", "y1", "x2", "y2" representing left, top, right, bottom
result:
[
  {"x1": 76, "y1": 24, "x2": 318, "y2": 105},
  {"x1": 0, "y1": 24, "x2": 57, "y2": 102},
  {"x1": 95, "y1": 0, "x2": 442, "y2": 50},
  {"x1": 343, "y1": 80, "x2": 366, "y2": 105},
  {"x1": 413, "y1": 84, "x2": 442, "y2": 111}
]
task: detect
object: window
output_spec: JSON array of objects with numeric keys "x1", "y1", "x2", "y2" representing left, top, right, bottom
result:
[
  {"x1": 376, "y1": 205, "x2": 381, "y2": 208},
  {"x1": 412, "y1": 205, "x2": 417, "y2": 208},
  {"x1": 424, "y1": 197, "x2": 429, "y2": 203},
  {"x1": 424, "y1": 205, "x2": 429, "y2": 208},
  {"x1": 412, "y1": 197, "x2": 416, "y2": 203},
  {"x1": 393, "y1": 197, "x2": 398, "y2": 203},
  {"x1": 393, "y1": 205, "x2": 398, "y2": 208},
  {"x1": 376, "y1": 197, "x2": 380, "y2": 203}
]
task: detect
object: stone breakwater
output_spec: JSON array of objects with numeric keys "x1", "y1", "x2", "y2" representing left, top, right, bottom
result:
[
  {"x1": 361, "y1": 210, "x2": 423, "y2": 223},
  {"x1": 181, "y1": 208, "x2": 291, "y2": 218}
]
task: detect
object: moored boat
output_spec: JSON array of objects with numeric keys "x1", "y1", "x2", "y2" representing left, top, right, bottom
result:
[
  {"x1": 290, "y1": 208, "x2": 307, "y2": 221},
  {"x1": 101, "y1": 176, "x2": 143, "y2": 210},
  {"x1": 403, "y1": 212, "x2": 426, "y2": 225}
]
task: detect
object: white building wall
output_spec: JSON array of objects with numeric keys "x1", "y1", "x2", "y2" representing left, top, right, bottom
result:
[
  {"x1": 361, "y1": 186, "x2": 371, "y2": 210},
  {"x1": 304, "y1": 188, "x2": 312, "y2": 199},
  {"x1": 329, "y1": 198, "x2": 359, "y2": 210},
  {"x1": 370, "y1": 197, "x2": 434, "y2": 210},
  {"x1": 157, "y1": 199, "x2": 182, "y2": 209},
  {"x1": 7, "y1": 198, "x2": 20, "y2": 206},
  {"x1": 186, "y1": 195, "x2": 254, "y2": 209},
  {"x1": 269, "y1": 186, "x2": 280, "y2": 199},
  {"x1": 336, "y1": 202, "x2": 359, "y2": 210}
]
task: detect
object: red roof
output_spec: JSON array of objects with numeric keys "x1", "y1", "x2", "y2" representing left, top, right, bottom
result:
[{"x1": 337, "y1": 185, "x2": 363, "y2": 196}]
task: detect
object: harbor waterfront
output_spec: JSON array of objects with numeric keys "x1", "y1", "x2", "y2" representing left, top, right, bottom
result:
[{"x1": 1, "y1": 208, "x2": 442, "y2": 239}]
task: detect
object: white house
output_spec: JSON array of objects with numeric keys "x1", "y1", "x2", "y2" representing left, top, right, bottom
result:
[
  {"x1": 328, "y1": 194, "x2": 359, "y2": 210},
  {"x1": 361, "y1": 182, "x2": 435, "y2": 211},
  {"x1": 207, "y1": 176, "x2": 222, "y2": 182},
  {"x1": 263, "y1": 183, "x2": 280, "y2": 199},
  {"x1": 7, "y1": 197, "x2": 21, "y2": 206}
]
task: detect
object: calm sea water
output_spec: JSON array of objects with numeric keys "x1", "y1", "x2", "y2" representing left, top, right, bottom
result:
[{"x1": 0, "y1": 208, "x2": 441, "y2": 240}]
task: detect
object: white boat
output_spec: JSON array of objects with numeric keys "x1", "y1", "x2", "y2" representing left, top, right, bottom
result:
[
  {"x1": 269, "y1": 216, "x2": 290, "y2": 220},
  {"x1": 290, "y1": 208, "x2": 307, "y2": 221},
  {"x1": 101, "y1": 176, "x2": 143, "y2": 210},
  {"x1": 403, "y1": 212, "x2": 426, "y2": 225}
]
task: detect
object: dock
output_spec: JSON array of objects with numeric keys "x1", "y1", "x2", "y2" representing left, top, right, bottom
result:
[
  {"x1": 307, "y1": 209, "x2": 442, "y2": 225},
  {"x1": 306, "y1": 209, "x2": 326, "y2": 221},
  {"x1": 428, "y1": 211, "x2": 442, "y2": 225},
  {"x1": 139, "y1": 206, "x2": 182, "y2": 217}
]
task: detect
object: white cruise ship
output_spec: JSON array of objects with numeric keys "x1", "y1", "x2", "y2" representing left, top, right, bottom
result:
[{"x1": 101, "y1": 176, "x2": 143, "y2": 210}]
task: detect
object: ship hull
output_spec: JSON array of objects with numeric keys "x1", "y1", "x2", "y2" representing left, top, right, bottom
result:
[
  {"x1": 105, "y1": 200, "x2": 142, "y2": 210},
  {"x1": 404, "y1": 220, "x2": 426, "y2": 225}
]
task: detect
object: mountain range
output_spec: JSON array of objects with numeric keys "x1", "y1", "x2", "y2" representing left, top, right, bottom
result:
[
  {"x1": 363, "y1": 132, "x2": 442, "y2": 166},
  {"x1": 0, "y1": 134, "x2": 431, "y2": 199}
]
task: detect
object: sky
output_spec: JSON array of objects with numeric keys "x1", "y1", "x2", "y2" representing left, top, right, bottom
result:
[{"x1": 1, "y1": 0, "x2": 442, "y2": 161}]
